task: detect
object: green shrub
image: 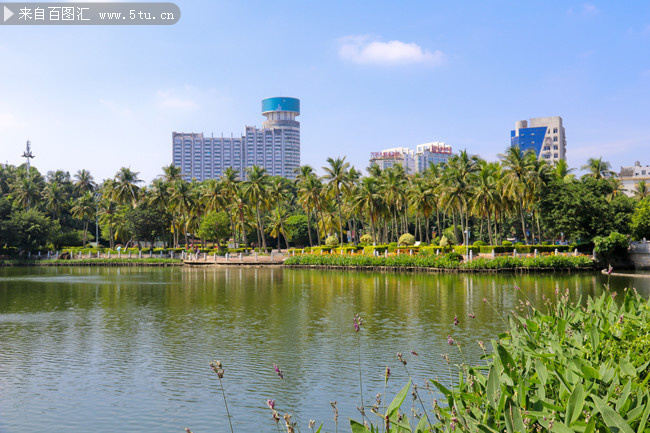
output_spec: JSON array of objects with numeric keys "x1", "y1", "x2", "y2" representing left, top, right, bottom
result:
[
  {"x1": 398, "y1": 233, "x2": 415, "y2": 246},
  {"x1": 472, "y1": 240, "x2": 486, "y2": 247},
  {"x1": 351, "y1": 288, "x2": 644, "y2": 432},
  {"x1": 363, "y1": 245, "x2": 387, "y2": 255},
  {"x1": 453, "y1": 245, "x2": 480, "y2": 255},
  {"x1": 325, "y1": 235, "x2": 339, "y2": 246},
  {"x1": 502, "y1": 240, "x2": 513, "y2": 247},
  {"x1": 359, "y1": 234, "x2": 373, "y2": 244},
  {"x1": 593, "y1": 231, "x2": 628, "y2": 261},
  {"x1": 439, "y1": 235, "x2": 450, "y2": 248}
]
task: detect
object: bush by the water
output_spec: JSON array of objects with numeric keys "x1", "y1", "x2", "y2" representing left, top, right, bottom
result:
[{"x1": 350, "y1": 288, "x2": 650, "y2": 432}]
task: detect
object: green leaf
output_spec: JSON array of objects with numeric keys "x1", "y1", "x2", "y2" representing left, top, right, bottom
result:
[
  {"x1": 620, "y1": 359, "x2": 636, "y2": 378},
  {"x1": 506, "y1": 398, "x2": 525, "y2": 432},
  {"x1": 566, "y1": 382, "x2": 585, "y2": 426},
  {"x1": 430, "y1": 379, "x2": 452, "y2": 399},
  {"x1": 387, "y1": 379, "x2": 411, "y2": 418},
  {"x1": 497, "y1": 344, "x2": 517, "y2": 379},
  {"x1": 415, "y1": 414, "x2": 428, "y2": 433},
  {"x1": 487, "y1": 365, "x2": 500, "y2": 410},
  {"x1": 314, "y1": 424, "x2": 322, "y2": 433},
  {"x1": 536, "y1": 358, "x2": 548, "y2": 385},
  {"x1": 637, "y1": 395, "x2": 650, "y2": 433},
  {"x1": 349, "y1": 419, "x2": 372, "y2": 433},
  {"x1": 591, "y1": 395, "x2": 635, "y2": 433},
  {"x1": 616, "y1": 380, "x2": 632, "y2": 414},
  {"x1": 550, "y1": 422, "x2": 575, "y2": 433}
]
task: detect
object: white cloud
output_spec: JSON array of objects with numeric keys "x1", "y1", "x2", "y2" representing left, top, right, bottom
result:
[
  {"x1": 338, "y1": 35, "x2": 445, "y2": 66},
  {"x1": 155, "y1": 90, "x2": 198, "y2": 111},
  {"x1": 0, "y1": 112, "x2": 28, "y2": 130}
]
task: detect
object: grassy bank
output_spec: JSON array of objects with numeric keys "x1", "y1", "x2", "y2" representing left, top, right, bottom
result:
[{"x1": 284, "y1": 252, "x2": 595, "y2": 271}]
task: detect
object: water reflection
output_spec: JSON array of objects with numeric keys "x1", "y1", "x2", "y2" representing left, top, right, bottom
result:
[{"x1": 0, "y1": 266, "x2": 642, "y2": 432}]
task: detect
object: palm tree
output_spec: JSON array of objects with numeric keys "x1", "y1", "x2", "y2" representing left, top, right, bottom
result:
[
  {"x1": 98, "y1": 196, "x2": 120, "y2": 250},
  {"x1": 243, "y1": 166, "x2": 270, "y2": 249},
  {"x1": 294, "y1": 166, "x2": 316, "y2": 247},
  {"x1": 551, "y1": 159, "x2": 576, "y2": 183},
  {"x1": 499, "y1": 146, "x2": 539, "y2": 244},
  {"x1": 634, "y1": 180, "x2": 650, "y2": 200},
  {"x1": 442, "y1": 150, "x2": 480, "y2": 244},
  {"x1": 267, "y1": 207, "x2": 290, "y2": 251},
  {"x1": 581, "y1": 157, "x2": 615, "y2": 180},
  {"x1": 0, "y1": 164, "x2": 15, "y2": 196},
  {"x1": 42, "y1": 181, "x2": 68, "y2": 218},
  {"x1": 113, "y1": 167, "x2": 142, "y2": 208},
  {"x1": 71, "y1": 192, "x2": 96, "y2": 246},
  {"x1": 73, "y1": 169, "x2": 96, "y2": 196},
  {"x1": 233, "y1": 189, "x2": 250, "y2": 248},
  {"x1": 267, "y1": 177, "x2": 291, "y2": 250},
  {"x1": 169, "y1": 179, "x2": 194, "y2": 247},
  {"x1": 470, "y1": 162, "x2": 498, "y2": 245},
  {"x1": 298, "y1": 174, "x2": 324, "y2": 245},
  {"x1": 220, "y1": 167, "x2": 241, "y2": 244},
  {"x1": 353, "y1": 177, "x2": 383, "y2": 243},
  {"x1": 12, "y1": 177, "x2": 40, "y2": 209},
  {"x1": 380, "y1": 166, "x2": 407, "y2": 241},
  {"x1": 323, "y1": 157, "x2": 350, "y2": 243},
  {"x1": 162, "y1": 164, "x2": 183, "y2": 183}
]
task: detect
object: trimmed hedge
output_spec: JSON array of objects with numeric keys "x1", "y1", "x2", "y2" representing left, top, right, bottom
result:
[{"x1": 284, "y1": 252, "x2": 594, "y2": 270}]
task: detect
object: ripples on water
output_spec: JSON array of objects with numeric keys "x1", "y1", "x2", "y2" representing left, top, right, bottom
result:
[{"x1": 0, "y1": 266, "x2": 644, "y2": 432}]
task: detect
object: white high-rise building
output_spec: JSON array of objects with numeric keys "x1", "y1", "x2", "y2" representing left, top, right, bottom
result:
[
  {"x1": 511, "y1": 116, "x2": 566, "y2": 163},
  {"x1": 173, "y1": 97, "x2": 300, "y2": 181},
  {"x1": 415, "y1": 142, "x2": 453, "y2": 172},
  {"x1": 369, "y1": 147, "x2": 415, "y2": 173}
]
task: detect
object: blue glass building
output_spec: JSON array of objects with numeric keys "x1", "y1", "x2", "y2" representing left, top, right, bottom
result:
[{"x1": 511, "y1": 117, "x2": 566, "y2": 163}]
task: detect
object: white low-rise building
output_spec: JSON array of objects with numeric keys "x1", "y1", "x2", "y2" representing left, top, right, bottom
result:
[{"x1": 619, "y1": 161, "x2": 650, "y2": 196}]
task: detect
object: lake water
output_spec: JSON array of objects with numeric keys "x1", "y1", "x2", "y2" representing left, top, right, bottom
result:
[{"x1": 0, "y1": 266, "x2": 644, "y2": 432}]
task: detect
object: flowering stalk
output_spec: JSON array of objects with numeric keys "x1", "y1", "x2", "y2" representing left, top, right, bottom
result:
[
  {"x1": 396, "y1": 352, "x2": 433, "y2": 431},
  {"x1": 353, "y1": 313, "x2": 368, "y2": 425},
  {"x1": 209, "y1": 360, "x2": 234, "y2": 433},
  {"x1": 272, "y1": 364, "x2": 301, "y2": 433}
]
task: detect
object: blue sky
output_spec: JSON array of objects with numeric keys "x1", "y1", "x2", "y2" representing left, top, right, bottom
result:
[{"x1": 1, "y1": 1, "x2": 649, "y2": 182}]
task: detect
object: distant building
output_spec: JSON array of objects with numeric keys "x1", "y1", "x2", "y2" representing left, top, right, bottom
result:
[
  {"x1": 173, "y1": 97, "x2": 300, "y2": 181},
  {"x1": 619, "y1": 161, "x2": 650, "y2": 197},
  {"x1": 369, "y1": 143, "x2": 455, "y2": 174},
  {"x1": 369, "y1": 147, "x2": 415, "y2": 173},
  {"x1": 511, "y1": 116, "x2": 566, "y2": 163},
  {"x1": 415, "y1": 142, "x2": 453, "y2": 172}
]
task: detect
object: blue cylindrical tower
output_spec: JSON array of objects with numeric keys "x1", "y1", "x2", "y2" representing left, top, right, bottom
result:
[{"x1": 258, "y1": 97, "x2": 300, "y2": 179}]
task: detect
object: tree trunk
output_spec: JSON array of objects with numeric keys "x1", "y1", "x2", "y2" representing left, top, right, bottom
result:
[
  {"x1": 452, "y1": 212, "x2": 460, "y2": 245},
  {"x1": 336, "y1": 190, "x2": 344, "y2": 245},
  {"x1": 306, "y1": 210, "x2": 313, "y2": 247},
  {"x1": 257, "y1": 204, "x2": 266, "y2": 249},
  {"x1": 519, "y1": 197, "x2": 528, "y2": 244}
]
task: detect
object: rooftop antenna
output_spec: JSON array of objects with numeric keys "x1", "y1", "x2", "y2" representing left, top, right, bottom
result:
[{"x1": 22, "y1": 139, "x2": 34, "y2": 172}]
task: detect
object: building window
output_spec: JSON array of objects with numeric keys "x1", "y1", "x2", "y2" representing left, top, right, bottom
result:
[
  {"x1": 554, "y1": 153, "x2": 558, "y2": 159},
  {"x1": 553, "y1": 128, "x2": 558, "y2": 133}
]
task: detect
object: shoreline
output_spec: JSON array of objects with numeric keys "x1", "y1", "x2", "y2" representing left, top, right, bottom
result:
[{"x1": 284, "y1": 264, "x2": 596, "y2": 273}]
